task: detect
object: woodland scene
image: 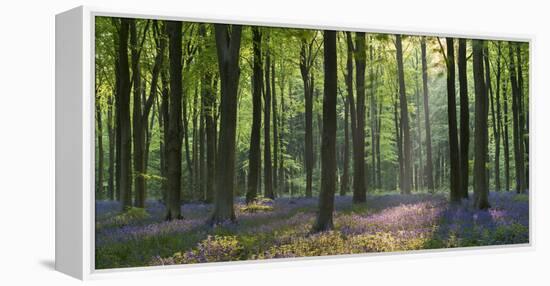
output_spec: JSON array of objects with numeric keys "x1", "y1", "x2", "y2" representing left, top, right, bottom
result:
[{"x1": 94, "y1": 16, "x2": 529, "y2": 269}]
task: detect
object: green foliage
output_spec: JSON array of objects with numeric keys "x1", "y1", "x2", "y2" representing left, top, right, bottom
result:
[
  {"x1": 112, "y1": 207, "x2": 150, "y2": 226},
  {"x1": 165, "y1": 236, "x2": 244, "y2": 264},
  {"x1": 513, "y1": 194, "x2": 529, "y2": 202}
]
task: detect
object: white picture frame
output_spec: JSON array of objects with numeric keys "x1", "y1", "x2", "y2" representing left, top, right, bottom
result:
[{"x1": 55, "y1": 5, "x2": 533, "y2": 280}]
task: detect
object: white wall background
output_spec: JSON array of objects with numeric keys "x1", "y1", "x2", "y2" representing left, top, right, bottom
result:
[{"x1": 0, "y1": 0, "x2": 548, "y2": 284}]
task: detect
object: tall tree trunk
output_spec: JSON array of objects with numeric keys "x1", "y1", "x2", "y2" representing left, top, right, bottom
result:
[
  {"x1": 130, "y1": 20, "x2": 145, "y2": 208},
  {"x1": 516, "y1": 44, "x2": 528, "y2": 189},
  {"x1": 210, "y1": 24, "x2": 242, "y2": 223},
  {"x1": 340, "y1": 96, "x2": 350, "y2": 196},
  {"x1": 445, "y1": 38, "x2": 461, "y2": 203},
  {"x1": 345, "y1": 32, "x2": 358, "y2": 198},
  {"x1": 107, "y1": 96, "x2": 115, "y2": 200},
  {"x1": 195, "y1": 86, "x2": 201, "y2": 199},
  {"x1": 353, "y1": 32, "x2": 367, "y2": 202},
  {"x1": 160, "y1": 60, "x2": 170, "y2": 204},
  {"x1": 115, "y1": 19, "x2": 132, "y2": 210},
  {"x1": 473, "y1": 40, "x2": 490, "y2": 209},
  {"x1": 183, "y1": 88, "x2": 193, "y2": 199},
  {"x1": 264, "y1": 39, "x2": 274, "y2": 199},
  {"x1": 314, "y1": 30, "x2": 337, "y2": 232},
  {"x1": 394, "y1": 89, "x2": 404, "y2": 191},
  {"x1": 396, "y1": 35, "x2": 412, "y2": 194},
  {"x1": 279, "y1": 76, "x2": 287, "y2": 195},
  {"x1": 421, "y1": 37, "x2": 435, "y2": 193},
  {"x1": 376, "y1": 100, "x2": 382, "y2": 189},
  {"x1": 96, "y1": 97, "x2": 104, "y2": 198},
  {"x1": 414, "y1": 51, "x2": 423, "y2": 190},
  {"x1": 485, "y1": 44, "x2": 499, "y2": 192},
  {"x1": 494, "y1": 42, "x2": 503, "y2": 192},
  {"x1": 272, "y1": 60, "x2": 279, "y2": 197},
  {"x1": 300, "y1": 39, "x2": 314, "y2": 198},
  {"x1": 369, "y1": 44, "x2": 377, "y2": 189},
  {"x1": 509, "y1": 42, "x2": 526, "y2": 194},
  {"x1": 165, "y1": 21, "x2": 183, "y2": 220},
  {"x1": 246, "y1": 27, "x2": 262, "y2": 204},
  {"x1": 458, "y1": 38, "x2": 470, "y2": 199},
  {"x1": 502, "y1": 74, "x2": 511, "y2": 192}
]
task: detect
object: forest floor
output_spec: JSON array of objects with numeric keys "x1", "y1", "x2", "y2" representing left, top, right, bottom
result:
[{"x1": 95, "y1": 191, "x2": 529, "y2": 269}]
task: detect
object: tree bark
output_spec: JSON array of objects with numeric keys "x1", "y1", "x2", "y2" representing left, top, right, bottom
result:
[
  {"x1": 300, "y1": 38, "x2": 315, "y2": 198},
  {"x1": 516, "y1": 44, "x2": 528, "y2": 190},
  {"x1": 396, "y1": 35, "x2": 412, "y2": 194},
  {"x1": 340, "y1": 95, "x2": 350, "y2": 196},
  {"x1": 353, "y1": 32, "x2": 367, "y2": 202},
  {"x1": 494, "y1": 42, "x2": 503, "y2": 192},
  {"x1": 473, "y1": 40, "x2": 490, "y2": 209},
  {"x1": 509, "y1": 42, "x2": 526, "y2": 194},
  {"x1": 107, "y1": 95, "x2": 115, "y2": 200},
  {"x1": 458, "y1": 38, "x2": 469, "y2": 199},
  {"x1": 165, "y1": 21, "x2": 183, "y2": 220},
  {"x1": 421, "y1": 37, "x2": 435, "y2": 193},
  {"x1": 210, "y1": 24, "x2": 242, "y2": 224},
  {"x1": 96, "y1": 95, "x2": 104, "y2": 198},
  {"x1": 130, "y1": 20, "x2": 145, "y2": 208},
  {"x1": 246, "y1": 27, "x2": 262, "y2": 204},
  {"x1": 272, "y1": 60, "x2": 279, "y2": 197},
  {"x1": 485, "y1": 44, "x2": 499, "y2": 192},
  {"x1": 314, "y1": 30, "x2": 337, "y2": 232},
  {"x1": 115, "y1": 19, "x2": 132, "y2": 210},
  {"x1": 445, "y1": 38, "x2": 461, "y2": 203},
  {"x1": 264, "y1": 38, "x2": 274, "y2": 199},
  {"x1": 345, "y1": 32, "x2": 358, "y2": 197},
  {"x1": 502, "y1": 73, "x2": 511, "y2": 192}
]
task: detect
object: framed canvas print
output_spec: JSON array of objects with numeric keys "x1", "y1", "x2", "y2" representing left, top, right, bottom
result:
[{"x1": 55, "y1": 6, "x2": 532, "y2": 280}]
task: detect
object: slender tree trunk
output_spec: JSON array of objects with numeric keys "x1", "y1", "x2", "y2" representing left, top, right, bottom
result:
[
  {"x1": 421, "y1": 37, "x2": 435, "y2": 193},
  {"x1": 396, "y1": 35, "x2": 412, "y2": 194},
  {"x1": 279, "y1": 77, "x2": 287, "y2": 195},
  {"x1": 272, "y1": 60, "x2": 279, "y2": 197},
  {"x1": 502, "y1": 75, "x2": 511, "y2": 192},
  {"x1": 509, "y1": 42, "x2": 526, "y2": 194},
  {"x1": 353, "y1": 32, "x2": 367, "y2": 202},
  {"x1": 300, "y1": 40, "x2": 314, "y2": 198},
  {"x1": 165, "y1": 21, "x2": 183, "y2": 220},
  {"x1": 130, "y1": 20, "x2": 146, "y2": 208},
  {"x1": 494, "y1": 43, "x2": 503, "y2": 192},
  {"x1": 369, "y1": 44, "x2": 377, "y2": 189},
  {"x1": 394, "y1": 90, "x2": 404, "y2": 192},
  {"x1": 116, "y1": 19, "x2": 132, "y2": 210},
  {"x1": 96, "y1": 97, "x2": 104, "y2": 198},
  {"x1": 246, "y1": 27, "x2": 262, "y2": 203},
  {"x1": 183, "y1": 88, "x2": 193, "y2": 199},
  {"x1": 264, "y1": 40, "x2": 274, "y2": 199},
  {"x1": 107, "y1": 96, "x2": 115, "y2": 200},
  {"x1": 485, "y1": 44, "x2": 499, "y2": 192},
  {"x1": 340, "y1": 96, "x2": 350, "y2": 196},
  {"x1": 458, "y1": 39, "x2": 470, "y2": 199},
  {"x1": 345, "y1": 32, "x2": 358, "y2": 198},
  {"x1": 516, "y1": 44, "x2": 528, "y2": 189},
  {"x1": 210, "y1": 24, "x2": 242, "y2": 224},
  {"x1": 414, "y1": 51, "x2": 423, "y2": 190},
  {"x1": 445, "y1": 38, "x2": 461, "y2": 203},
  {"x1": 192, "y1": 87, "x2": 200, "y2": 199},
  {"x1": 376, "y1": 100, "x2": 382, "y2": 189},
  {"x1": 473, "y1": 40, "x2": 490, "y2": 209},
  {"x1": 314, "y1": 30, "x2": 337, "y2": 232}
]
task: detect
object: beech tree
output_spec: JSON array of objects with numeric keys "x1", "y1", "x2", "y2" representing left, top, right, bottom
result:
[
  {"x1": 210, "y1": 24, "x2": 242, "y2": 224},
  {"x1": 165, "y1": 20, "x2": 183, "y2": 220},
  {"x1": 314, "y1": 30, "x2": 337, "y2": 232},
  {"x1": 472, "y1": 39, "x2": 490, "y2": 210}
]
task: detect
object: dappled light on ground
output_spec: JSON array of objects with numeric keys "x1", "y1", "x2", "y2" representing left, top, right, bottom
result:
[{"x1": 95, "y1": 192, "x2": 528, "y2": 269}]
